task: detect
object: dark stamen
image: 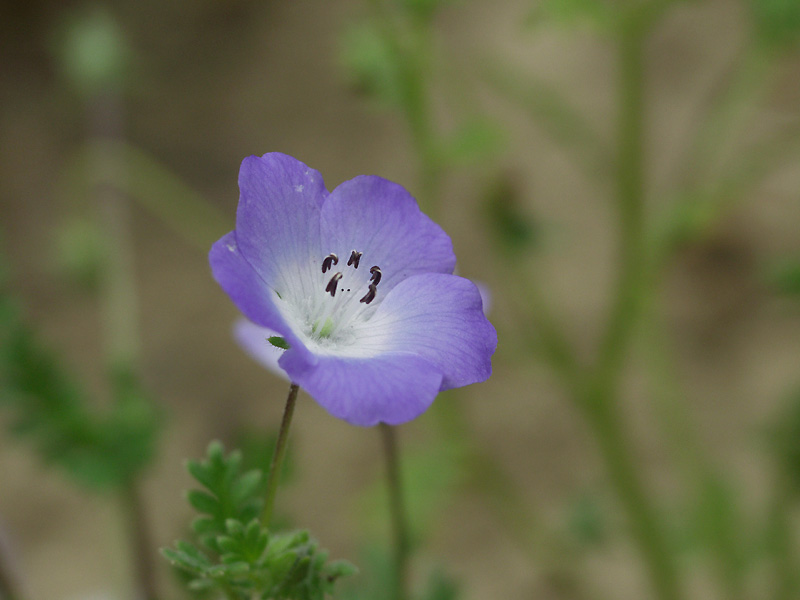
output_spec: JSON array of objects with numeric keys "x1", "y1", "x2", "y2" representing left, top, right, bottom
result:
[
  {"x1": 369, "y1": 266, "x2": 382, "y2": 286},
  {"x1": 359, "y1": 283, "x2": 378, "y2": 305},
  {"x1": 322, "y1": 253, "x2": 339, "y2": 273},
  {"x1": 347, "y1": 250, "x2": 363, "y2": 269},
  {"x1": 326, "y1": 272, "x2": 342, "y2": 297}
]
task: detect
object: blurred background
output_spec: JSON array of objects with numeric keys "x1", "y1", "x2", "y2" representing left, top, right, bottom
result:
[{"x1": 1, "y1": 0, "x2": 799, "y2": 599}]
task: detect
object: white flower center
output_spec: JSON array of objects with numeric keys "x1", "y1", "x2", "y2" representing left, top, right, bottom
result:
[{"x1": 275, "y1": 250, "x2": 387, "y2": 356}]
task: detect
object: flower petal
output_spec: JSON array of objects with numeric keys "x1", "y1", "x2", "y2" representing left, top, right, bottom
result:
[
  {"x1": 210, "y1": 233, "x2": 315, "y2": 366},
  {"x1": 278, "y1": 350, "x2": 443, "y2": 427},
  {"x1": 368, "y1": 273, "x2": 496, "y2": 390},
  {"x1": 320, "y1": 176, "x2": 456, "y2": 293},
  {"x1": 235, "y1": 153, "x2": 327, "y2": 288},
  {"x1": 233, "y1": 319, "x2": 288, "y2": 380}
]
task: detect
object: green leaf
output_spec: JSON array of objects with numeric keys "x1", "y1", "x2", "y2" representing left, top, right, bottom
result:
[
  {"x1": 482, "y1": 173, "x2": 540, "y2": 257},
  {"x1": 565, "y1": 490, "x2": 607, "y2": 546},
  {"x1": 421, "y1": 569, "x2": 460, "y2": 600},
  {"x1": 55, "y1": 6, "x2": 132, "y2": 95},
  {"x1": 338, "y1": 21, "x2": 403, "y2": 107},
  {"x1": 191, "y1": 517, "x2": 218, "y2": 536},
  {"x1": 766, "y1": 257, "x2": 800, "y2": 298},
  {"x1": 526, "y1": 0, "x2": 616, "y2": 31},
  {"x1": 398, "y1": 0, "x2": 453, "y2": 21},
  {"x1": 231, "y1": 470, "x2": 263, "y2": 506},
  {"x1": 187, "y1": 490, "x2": 219, "y2": 515},
  {"x1": 268, "y1": 336, "x2": 290, "y2": 350},
  {"x1": 436, "y1": 118, "x2": 506, "y2": 167},
  {"x1": 165, "y1": 443, "x2": 355, "y2": 599},
  {"x1": 750, "y1": 0, "x2": 800, "y2": 49},
  {"x1": 186, "y1": 459, "x2": 216, "y2": 491},
  {"x1": 772, "y1": 389, "x2": 800, "y2": 493},
  {"x1": 53, "y1": 217, "x2": 107, "y2": 292},
  {"x1": 0, "y1": 276, "x2": 160, "y2": 490}
]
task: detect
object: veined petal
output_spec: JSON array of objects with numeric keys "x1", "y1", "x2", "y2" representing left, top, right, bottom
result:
[
  {"x1": 235, "y1": 153, "x2": 327, "y2": 289},
  {"x1": 320, "y1": 176, "x2": 456, "y2": 293},
  {"x1": 278, "y1": 350, "x2": 443, "y2": 427},
  {"x1": 368, "y1": 273, "x2": 496, "y2": 390},
  {"x1": 210, "y1": 233, "x2": 315, "y2": 366}
]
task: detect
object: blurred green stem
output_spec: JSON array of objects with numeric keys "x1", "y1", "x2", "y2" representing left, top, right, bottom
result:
[
  {"x1": 64, "y1": 140, "x2": 226, "y2": 253},
  {"x1": 579, "y1": 11, "x2": 682, "y2": 600},
  {"x1": 380, "y1": 424, "x2": 410, "y2": 600},
  {"x1": 767, "y1": 470, "x2": 797, "y2": 600},
  {"x1": 261, "y1": 383, "x2": 299, "y2": 526},
  {"x1": 91, "y1": 96, "x2": 139, "y2": 369},
  {"x1": 481, "y1": 62, "x2": 612, "y2": 184},
  {"x1": 121, "y1": 482, "x2": 159, "y2": 600},
  {"x1": 641, "y1": 280, "x2": 748, "y2": 600},
  {"x1": 368, "y1": 0, "x2": 442, "y2": 207},
  {"x1": 89, "y1": 91, "x2": 159, "y2": 600},
  {"x1": 677, "y1": 46, "x2": 767, "y2": 190},
  {"x1": 0, "y1": 535, "x2": 25, "y2": 600}
]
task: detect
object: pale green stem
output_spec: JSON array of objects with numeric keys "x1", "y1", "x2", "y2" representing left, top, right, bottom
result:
[
  {"x1": 676, "y1": 47, "x2": 767, "y2": 191},
  {"x1": 379, "y1": 424, "x2": 410, "y2": 600},
  {"x1": 89, "y1": 91, "x2": 159, "y2": 600},
  {"x1": 120, "y1": 483, "x2": 159, "y2": 600},
  {"x1": 63, "y1": 140, "x2": 226, "y2": 253},
  {"x1": 767, "y1": 470, "x2": 798, "y2": 600},
  {"x1": 0, "y1": 530, "x2": 25, "y2": 600},
  {"x1": 261, "y1": 383, "x2": 300, "y2": 526},
  {"x1": 577, "y1": 11, "x2": 682, "y2": 600},
  {"x1": 480, "y1": 61, "x2": 612, "y2": 183},
  {"x1": 641, "y1": 281, "x2": 748, "y2": 600},
  {"x1": 368, "y1": 0, "x2": 441, "y2": 207}
]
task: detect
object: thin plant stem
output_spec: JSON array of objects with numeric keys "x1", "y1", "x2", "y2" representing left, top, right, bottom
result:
[
  {"x1": 0, "y1": 528, "x2": 24, "y2": 600},
  {"x1": 580, "y1": 392, "x2": 679, "y2": 600},
  {"x1": 63, "y1": 140, "x2": 226, "y2": 253},
  {"x1": 767, "y1": 469, "x2": 798, "y2": 600},
  {"x1": 261, "y1": 383, "x2": 300, "y2": 526},
  {"x1": 121, "y1": 482, "x2": 159, "y2": 600},
  {"x1": 675, "y1": 46, "x2": 767, "y2": 191},
  {"x1": 640, "y1": 283, "x2": 748, "y2": 600},
  {"x1": 577, "y1": 10, "x2": 682, "y2": 600},
  {"x1": 0, "y1": 570, "x2": 22, "y2": 600},
  {"x1": 368, "y1": 0, "x2": 441, "y2": 207},
  {"x1": 89, "y1": 91, "x2": 160, "y2": 600},
  {"x1": 480, "y1": 60, "x2": 613, "y2": 184},
  {"x1": 379, "y1": 423, "x2": 410, "y2": 600}
]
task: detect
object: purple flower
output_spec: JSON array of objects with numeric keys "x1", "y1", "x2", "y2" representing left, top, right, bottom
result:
[{"x1": 210, "y1": 153, "x2": 497, "y2": 427}]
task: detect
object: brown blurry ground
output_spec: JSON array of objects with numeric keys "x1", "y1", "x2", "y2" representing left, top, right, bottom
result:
[{"x1": 1, "y1": 0, "x2": 799, "y2": 599}]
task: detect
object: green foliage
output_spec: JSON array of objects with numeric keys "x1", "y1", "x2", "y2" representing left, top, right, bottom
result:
[
  {"x1": 184, "y1": 441, "x2": 264, "y2": 551},
  {"x1": 526, "y1": 0, "x2": 616, "y2": 32},
  {"x1": 481, "y1": 173, "x2": 540, "y2": 257},
  {"x1": 55, "y1": 6, "x2": 132, "y2": 95},
  {"x1": 750, "y1": 0, "x2": 800, "y2": 49},
  {"x1": 339, "y1": 546, "x2": 459, "y2": 600},
  {"x1": 766, "y1": 257, "x2": 800, "y2": 299},
  {"x1": 419, "y1": 570, "x2": 460, "y2": 600},
  {"x1": 54, "y1": 217, "x2": 108, "y2": 292},
  {"x1": 771, "y1": 389, "x2": 800, "y2": 493},
  {"x1": 435, "y1": 118, "x2": 506, "y2": 167},
  {"x1": 0, "y1": 283, "x2": 160, "y2": 490},
  {"x1": 686, "y1": 476, "x2": 748, "y2": 583},
  {"x1": 565, "y1": 490, "x2": 607, "y2": 547},
  {"x1": 339, "y1": 21, "x2": 404, "y2": 107},
  {"x1": 397, "y1": 0, "x2": 455, "y2": 22},
  {"x1": 165, "y1": 442, "x2": 356, "y2": 599}
]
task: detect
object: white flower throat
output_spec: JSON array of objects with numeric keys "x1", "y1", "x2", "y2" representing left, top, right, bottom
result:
[{"x1": 281, "y1": 250, "x2": 384, "y2": 348}]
